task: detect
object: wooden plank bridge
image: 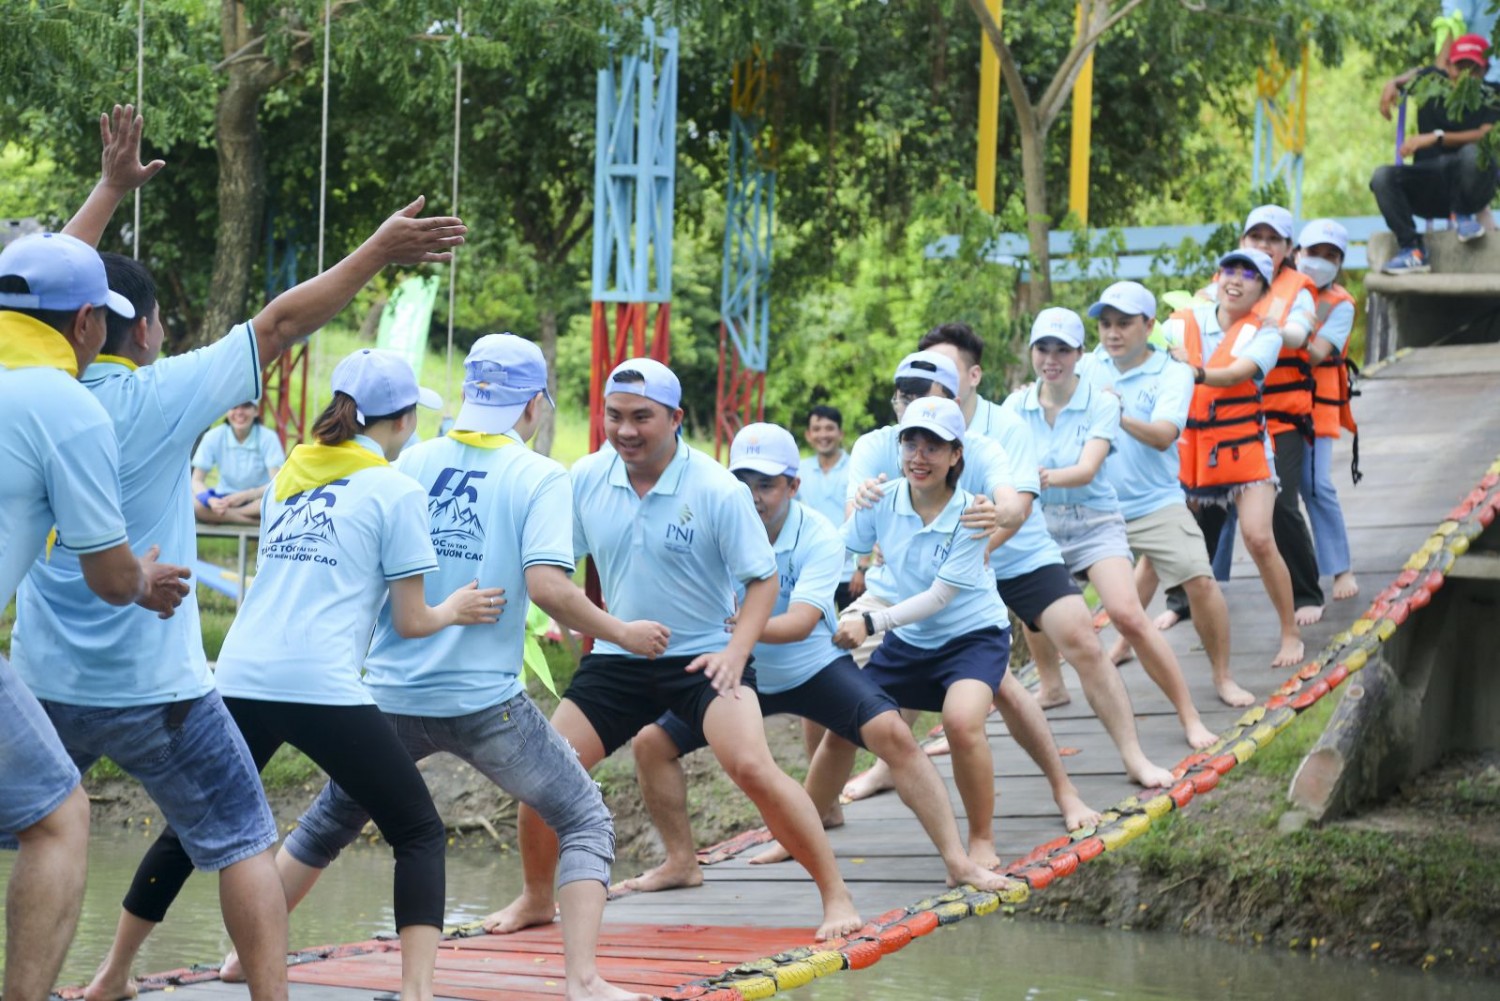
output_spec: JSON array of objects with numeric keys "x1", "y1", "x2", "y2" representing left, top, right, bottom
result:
[{"x1": 63, "y1": 343, "x2": 1500, "y2": 1001}]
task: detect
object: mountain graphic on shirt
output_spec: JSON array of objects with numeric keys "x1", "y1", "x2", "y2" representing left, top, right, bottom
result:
[
  {"x1": 265, "y1": 502, "x2": 339, "y2": 547},
  {"x1": 429, "y1": 495, "x2": 485, "y2": 545}
]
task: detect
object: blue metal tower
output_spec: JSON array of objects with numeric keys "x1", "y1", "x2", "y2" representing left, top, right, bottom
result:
[{"x1": 589, "y1": 16, "x2": 679, "y2": 449}]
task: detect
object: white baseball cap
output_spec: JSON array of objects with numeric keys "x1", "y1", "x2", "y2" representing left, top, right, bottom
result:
[
  {"x1": 1029, "y1": 307, "x2": 1085, "y2": 349},
  {"x1": 455, "y1": 333, "x2": 553, "y2": 435},
  {"x1": 0, "y1": 232, "x2": 134, "y2": 318},
  {"x1": 1296, "y1": 218, "x2": 1349, "y2": 256},
  {"x1": 893, "y1": 350, "x2": 960, "y2": 397},
  {"x1": 729, "y1": 423, "x2": 801, "y2": 478},
  {"x1": 331, "y1": 349, "x2": 442, "y2": 423},
  {"x1": 1218, "y1": 248, "x2": 1275, "y2": 286},
  {"x1": 898, "y1": 396, "x2": 966, "y2": 443},
  {"x1": 1243, "y1": 205, "x2": 1294, "y2": 240},
  {"x1": 1087, "y1": 281, "x2": 1157, "y2": 320},
  {"x1": 603, "y1": 357, "x2": 681, "y2": 410}
]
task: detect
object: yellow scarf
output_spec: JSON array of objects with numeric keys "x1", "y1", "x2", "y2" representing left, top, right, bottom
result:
[
  {"x1": 94, "y1": 354, "x2": 139, "y2": 371},
  {"x1": 446, "y1": 429, "x2": 519, "y2": 450},
  {"x1": 273, "y1": 440, "x2": 388, "y2": 501},
  {"x1": 0, "y1": 311, "x2": 79, "y2": 376}
]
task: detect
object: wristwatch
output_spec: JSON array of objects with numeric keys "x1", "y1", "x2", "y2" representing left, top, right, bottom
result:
[{"x1": 1434, "y1": 129, "x2": 1446, "y2": 148}]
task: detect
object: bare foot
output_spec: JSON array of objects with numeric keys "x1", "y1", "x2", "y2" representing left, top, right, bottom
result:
[
  {"x1": 1034, "y1": 685, "x2": 1072, "y2": 709},
  {"x1": 1057, "y1": 789, "x2": 1102, "y2": 832},
  {"x1": 946, "y1": 858, "x2": 1023, "y2": 892},
  {"x1": 218, "y1": 950, "x2": 243, "y2": 984},
  {"x1": 747, "y1": 841, "x2": 793, "y2": 865},
  {"x1": 842, "y1": 761, "x2": 895, "y2": 801},
  {"x1": 821, "y1": 802, "x2": 845, "y2": 828},
  {"x1": 83, "y1": 968, "x2": 138, "y2": 1001},
  {"x1": 1272, "y1": 636, "x2": 1305, "y2": 670},
  {"x1": 924, "y1": 735, "x2": 951, "y2": 757},
  {"x1": 611, "y1": 861, "x2": 704, "y2": 893},
  {"x1": 1153, "y1": 609, "x2": 1181, "y2": 631},
  {"x1": 1215, "y1": 678, "x2": 1256, "y2": 708},
  {"x1": 1294, "y1": 604, "x2": 1324, "y2": 626},
  {"x1": 482, "y1": 893, "x2": 559, "y2": 933},
  {"x1": 567, "y1": 974, "x2": 654, "y2": 1001},
  {"x1": 968, "y1": 837, "x2": 1001, "y2": 871},
  {"x1": 1184, "y1": 719, "x2": 1218, "y2": 750},
  {"x1": 1124, "y1": 759, "x2": 1176, "y2": 790},
  {"x1": 814, "y1": 894, "x2": 865, "y2": 942},
  {"x1": 1106, "y1": 635, "x2": 1136, "y2": 666},
  {"x1": 1332, "y1": 572, "x2": 1360, "y2": 601}
]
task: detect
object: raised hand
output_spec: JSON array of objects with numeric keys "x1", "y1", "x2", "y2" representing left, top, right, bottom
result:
[
  {"x1": 136, "y1": 545, "x2": 191, "y2": 619},
  {"x1": 99, "y1": 104, "x2": 165, "y2": 193},
  {"x1": 374, "y1": 196, "x2": 467, "y2": 265}
]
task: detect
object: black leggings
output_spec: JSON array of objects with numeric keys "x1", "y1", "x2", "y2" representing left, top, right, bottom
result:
[{"x1": 123, "y1": 698, "x2": 445, "y2": 929}]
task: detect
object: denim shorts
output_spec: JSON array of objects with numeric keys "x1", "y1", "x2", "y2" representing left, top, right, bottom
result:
[
  {"x1": 285, "y1": 693, "x2": 614, "y2": 888},
  {"x1": 0, "y1": 654, "x2": 80, "y2": 837},
  {"x1": 656, "y1": 653, "x2": 898, "y2": 755},
  {"x1": 39, "y1": 689, "x2": 277, "y2": 870},
  {"x1": 1043, "y1": 503, "x2": 1135, "y2": 578}
]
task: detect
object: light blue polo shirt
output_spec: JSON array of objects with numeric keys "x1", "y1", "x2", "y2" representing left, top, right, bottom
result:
[
  {"x1": 845, "y1": 423, "x2": 1014, "y2": 602},
  {"x1": 797, "y1": 451, "x2": 854, "y2": 583},
  {"x1": 740, "y1": 502, "x2": 843, "y2": 694},
  {"x1": 214, "y1": 437, "x2": 437, "y2": 706},
  {"x1": 572, "y1": 439, "x2": 777, "y2": 658},
  {"x1": 1003, "y1": 379, "x2": 1120, "y2": 511},
  {"x1": 1080, "y1": 347, "x2": 1194, "y2": 522},
  {"x1": 361, "y1": 433, "x2": 573, "y2": 716},
  {"x1": 1162, "y1": 304, "x2": 1283, "y2": 383},
  {"x1": 842, "y1": 480, "x2": 1008, "y2": 649},
  {"x1": 962, "y1": 396, "x2": 1063, "y2": 579},
  {"x1": 1313, "y1": 295, "x2": 1355, "y2": 354},
  {"x1": 192, "y1": 420, "x2": 285, "y2": 493},
  {"x1": 0, "y1": 363, "x2": 128, "y2": 611},
  {"x1": 13, "y1": 325, "x2": 261, "y2": 707}
]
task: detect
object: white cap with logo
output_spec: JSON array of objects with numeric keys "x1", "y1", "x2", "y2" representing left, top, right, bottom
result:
[
  {"x1": 0, "y1": 232, "x2": 135, "y2": 318},
  {"x1": 455, "y1": 333, "x2": 553, "y2": 435},
  {"x1": 1029, "y1": 307, "x2": 1086, "y2": 348},
  {"x1": 729, "y1": 423, "x2": 801, "y2": 478},
  {"x1": 603, "y1": 357, "x2": 682, "y2": 410},
  {"x1": 898, "y1": 396, "x2": 966, "y2": 443},
  {"x1": 1296, "y1": 218, "x2": 1349, "y2": 256},
  {"x1": 1243, "y1": 205, "x2": 1294, "y2": 240},
  {"x1": 1087, "y1": 281, "x2": 1157, "y2": 320},
  {"x1": 893, "y1": 350, "x2": 960, "y2": 397},
  {"x1": 331, "y1": 349, "x2": 442, "y2": 424}
]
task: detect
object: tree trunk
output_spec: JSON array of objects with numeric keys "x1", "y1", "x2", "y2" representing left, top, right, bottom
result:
[
  {"x1": 201, "y1": 69, "x2": 267, "y2": 346},
  {"x1": 1017, "y1": 117, "x2": 1053, "y2": 313},
  {"x1": 357, "y1": 293, "x2": 387, "y2": 341},
  {"x1": 532, "y1": 305, "x2": 559, "y2": 456}
]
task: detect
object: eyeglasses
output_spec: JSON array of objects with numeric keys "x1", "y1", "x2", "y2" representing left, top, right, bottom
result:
[
  {"x1": 899, "y1": 440, "x2": 951, "y2": 460},
  {"x1": 1220, "y1": 266, "x2": 1262, "y2": 281},
  {"x1": 890, "y1": 391, "x2": 921, "y2": 408}
]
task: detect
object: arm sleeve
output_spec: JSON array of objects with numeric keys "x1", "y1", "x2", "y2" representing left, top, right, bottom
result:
[
  {"x1": 786, "y1": 527, "x2": 842, "y2": 628},
  {"x1": 868, "y1": 579, "x2": 960, "y2": 632},
  {"x1": 380, "y1": 482, "x2": 440, "y2": 580},
  {"x1": 1087, "y1": 386, "x2": 1120, "y2": 445},
  {"x1": 717, "y1": 481, "x2": 778, "y2": 583},
  {"x1": 844, "y1": 432, "x2": 887, "y2": 504},
  {"x1": 153, "y1": 323, "x2": 262, "y2": 448},
  {"x1": 970, "y1": 436, "x2": 1015, "y2": 494},
  {"x1": 933, "y1": 519, "x2": 988, "y2": 591},
  {"x1": 996, "y1": 415, "x2": 1042, "y2": 497},
  {"x1": 1240, "y1": 326, "x2": 1286, "y2": 380},
  {"x1": 841, "y1": 499, "x2": 879, "y2": 555},
  {"x1": 1316, "y1": 301, "x2": 1355, "y2": 354},
  {"x1": 521, "y1": 467, "x2": 576, "y2": 571},
  {"x1": 48, "y1": 417, "x2": 129, "y2": 555},
  {"x1": 191, "y1": 426, "x2": 221, "y2": 472},
  {"x1": 1153, "y1": 361, "x2": 1196, "y2": 433},
  {"x1": 1286, "y1": 288, "x2": 1317, "y2": 335},
  {"x1": 569, "y1": 466, "x2": 591, "y2": 560}
]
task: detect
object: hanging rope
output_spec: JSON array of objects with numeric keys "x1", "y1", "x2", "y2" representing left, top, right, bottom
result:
[
  {"x1": 309, "y1": 0, "x2": 333, "y2": 423},
  {"x1": 133, "y1": 0, "x2": 143, "y2": 260},
  {"x1": 444, "y1": 5, "x2": 463, "y2": 412}
]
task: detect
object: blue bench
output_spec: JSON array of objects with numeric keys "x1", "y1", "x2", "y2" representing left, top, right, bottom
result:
[{"x1": 924, "y1": 215, "x2": 1387, "y2": 281}]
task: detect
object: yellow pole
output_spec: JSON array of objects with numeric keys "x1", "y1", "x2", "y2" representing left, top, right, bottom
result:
[
  {"x1": 1069, "y1": 1, "x2": 1094, "y2": 226},
  {"x1": 976, "y1": 0, "x2": 1002, "y2": 212}
]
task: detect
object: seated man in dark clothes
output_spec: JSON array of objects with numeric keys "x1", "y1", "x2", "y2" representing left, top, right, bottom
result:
[{"x1": 1371, "y1": 33, "x2": 1499, "y2": 273}]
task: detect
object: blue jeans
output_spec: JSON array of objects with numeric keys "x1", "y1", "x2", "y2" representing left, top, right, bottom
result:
[
  {"x1": 286, "y1": 693, "x2": 614, "y2": 887},
  {"x1": 0, "y1": 654, "x2": 79, "y2": 837},
  {"x1": 1299, "y1": 436, "x2": 1352, "y2": 577},
  {"x1": 36, "y1": 690, "x2": 277, "y2": 870}
]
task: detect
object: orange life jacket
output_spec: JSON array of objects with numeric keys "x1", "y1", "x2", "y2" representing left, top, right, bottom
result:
[
  {"x1": 1176, "y1": 308, "x2": 1271, "y2": 490},
  {"x1": 1310, "y1": 283, "x2": 1363, "y2": 484},
  {"x1": 1257, "y1": 268, "x2": 1318, "y2": 440}
]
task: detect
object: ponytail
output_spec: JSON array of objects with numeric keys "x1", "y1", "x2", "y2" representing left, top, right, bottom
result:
[{"x1": 311, "y1": 392, "x2": 417, "y2": 446}]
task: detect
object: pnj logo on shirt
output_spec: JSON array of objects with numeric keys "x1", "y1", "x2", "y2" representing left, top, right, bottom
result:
[
  {"x1": 929, "y1": 540, "x2": 952, "y2": 568},
  {"x1": 779, "y1": 558, "x2": 798, "y2": 597},
  {"x1": 428, "y1": 467, "x2": 486, "y2": 562},
  {"x1": 264, "y1": 481, "x2": 345, "y2": 566},
  {"x1": 1129, "y1": 386, "x2": 1158, "y2": 418},
  {"x1": 664, "y1": 502, "x2": 696, "y2": 552}
]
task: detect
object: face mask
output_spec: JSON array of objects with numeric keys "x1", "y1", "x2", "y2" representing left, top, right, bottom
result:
[{"x1": 1297, "y1": 255, "x2": 1339, "y2": 289}]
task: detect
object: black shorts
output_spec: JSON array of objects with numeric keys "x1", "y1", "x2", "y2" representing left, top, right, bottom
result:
[
  {"x1": 996, "y1": 562, "x2": 1081, "y2": 631},
  {"x1": 864, "y1": 627, "x2": 1011, "y2": 713},
  {"x1": 563, "y1": 654, "x2": 758, "y2": 757},
  {"x1": 654, "y1": 653, "x2": 896, "y2": 755}
]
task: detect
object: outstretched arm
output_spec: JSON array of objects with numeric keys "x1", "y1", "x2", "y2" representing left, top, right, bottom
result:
[
  {"x1": 63, "y1": 104, "x2": 166, "y2": 247},
  {"x1": 251, "y1": 196, "x2": 466, "y2": 368}
]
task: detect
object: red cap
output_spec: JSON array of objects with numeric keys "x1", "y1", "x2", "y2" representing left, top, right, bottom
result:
[{"x1": 1449, "y1": 33, "x2": 1490, "y2": 71}]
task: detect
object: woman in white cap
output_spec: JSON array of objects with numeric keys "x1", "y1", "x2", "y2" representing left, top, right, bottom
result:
[
  {"x1": 1294, "y1": 218, "x2": 1361, "y2": 602},
  {"x1": 1004, "y1": 308, "x2": 1216, "y2": 750},
  {"x1": 833, "y1": 396, "x2": 1017, "y2": 867},
  {"x1": 119, "y1": 349, "x2": 501, "y2": 1001},
  {"x1": 1159, "y1": 250, "x2": 1304, "y2": 669}
]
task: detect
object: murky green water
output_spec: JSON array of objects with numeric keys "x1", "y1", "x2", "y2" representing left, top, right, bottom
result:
[{"x1": 1, "y1": 833, "x2": 1492, "y2": 999}]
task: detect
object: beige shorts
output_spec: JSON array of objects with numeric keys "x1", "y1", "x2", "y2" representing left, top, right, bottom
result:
[
  {"x1": 841, "y1": 591, "x2": 894, "y2": 668},
  {"x1": 1125, "y1": 504, "x2": 1214, "y2": 591}
]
